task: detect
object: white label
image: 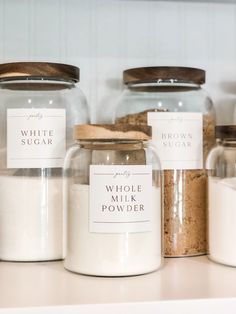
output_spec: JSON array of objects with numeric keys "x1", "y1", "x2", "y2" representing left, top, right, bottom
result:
[
  {"x1": 148, "y1": 112, "x2": 203, "y2": 170},
  {"x1": 7, "y1": 108, "x2": 66, "y2": 168},
  {"x1": 89, "y1": 165, "x2": 153, "y2": 233}
]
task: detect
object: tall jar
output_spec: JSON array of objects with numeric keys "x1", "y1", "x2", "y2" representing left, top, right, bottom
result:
[
  {"x1": 115, "y1": 66, "x2": 216, "y2": 257},
  {"x1": 64, "y1": 124, "x2": 162, "y2": 276},
  {"x1": 0, "y1": 62, "x2": 88, "y2": 261},
  {"x1": 207, "y1": 126, "x2": 236, "y2": 267}
]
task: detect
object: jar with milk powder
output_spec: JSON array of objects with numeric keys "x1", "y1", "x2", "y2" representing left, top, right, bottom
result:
[
  {"x1": 0, "y1": 62, "x2": 88, "y2": 261},
  {"x1": 63, "y1": 124, "x2": 162, "y2": 276},
  {"x1": 207, "y1": 125, "x2": 236, "y2": 267}
]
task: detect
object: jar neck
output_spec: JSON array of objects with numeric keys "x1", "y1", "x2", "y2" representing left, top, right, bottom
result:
[
  {"x1": 77, "y1": 139, "x2": 148, "y2": 150},
  {"x1": 126, "y1": 80, "x2": 200, "y2": 92},
  {"x1": 221, "y1": 139, "x2": 236, "y2": 147},
  {"x1": 0, "y1": 78, "x2": 76, "y2": 91}
]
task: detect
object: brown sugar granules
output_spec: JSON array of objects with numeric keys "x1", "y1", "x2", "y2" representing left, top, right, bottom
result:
[
  {"x1": 164, "y1": 115, "x2": 215, "y2": 256},
  {"x1": 116, "y1": 109, "x2": 215, "y2": 257},
  {"x1": 164, "y1": 169, "x2": 207, "y2": 256},
  {"x1": 116, "y1": 108, "x2": 168, "y2": 125}
]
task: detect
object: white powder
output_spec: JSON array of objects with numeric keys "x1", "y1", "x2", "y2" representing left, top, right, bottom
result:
[
  {"x1": 0, "y1": 175, "x2": 63, "y2": 261},
  {"x1": 64, "y1": 184, "x2": 162, "y2": 276},
  {"x1": 208, "y1": 177, "x2": 236, "y2": 266}
]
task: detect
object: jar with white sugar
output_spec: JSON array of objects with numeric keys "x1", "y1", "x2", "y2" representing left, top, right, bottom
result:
[
  {"x1": 207, "y1": 125, "x2": 236, "y2": 267},
  {"x1": 64, "y1": 124, "x2": 162, "y2": 276},
  {"x1": 0, "y1": 62, "x2": 88, "y2": 261}
]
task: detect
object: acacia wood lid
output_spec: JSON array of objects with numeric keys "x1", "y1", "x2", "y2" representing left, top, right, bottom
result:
[
  {"x1": 215, "y1": 125, "x2": 236, "y2": 139},
  {"x1": 0, "y1": 62, "x2": 80, "y2": 82},
  {"x1": 123, "y1": 66, "x2": 205, "y2": 85},
  {"x1": 74, "y1": 124, "x2": 151, "y2": 140}
]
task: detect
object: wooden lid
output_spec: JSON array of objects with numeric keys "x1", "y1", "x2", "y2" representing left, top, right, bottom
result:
[
  {"x1": 73, "y1": 124, "x2": 151, "y2": 140},
  {"x1": 123, "y1": 66, "x2": 205, "y2": 85},
  {"x1": 215, "y1": 125, "x2": 236, "y2": 139},
  {"x1": 0, "y1": 62, "x2": 80, "y2": 82}
]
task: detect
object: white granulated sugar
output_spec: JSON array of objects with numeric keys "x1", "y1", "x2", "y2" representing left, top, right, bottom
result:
[
  {"x1": 208, "y1": 177, "x2": 236, "y2": 266},
  {"x1": 0, "y1": 175, "x2": 63, "y2": 261}
]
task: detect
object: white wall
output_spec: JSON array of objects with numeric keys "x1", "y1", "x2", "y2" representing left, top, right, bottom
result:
[{"x1": 0, "y1": 0, "x2": 235, "y2": 123}]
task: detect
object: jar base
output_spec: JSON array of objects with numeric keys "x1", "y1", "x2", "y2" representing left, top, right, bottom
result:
[
  {"x1": 0, "y1": 255, "x2": 63, "y2": 262},
  {"x1": 64, "y1": 260, "x2": 162, "y2": 277},
  {"x1": 164, "y1": 252, "x2": 206, "y2": 258},
  {"x1": 208, "y1": 254, "x2": 236, "y2": 268}
]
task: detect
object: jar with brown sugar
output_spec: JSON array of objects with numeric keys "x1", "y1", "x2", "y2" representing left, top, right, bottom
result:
[{"x1": 114, "y1": 66, "x2": 216, "y2": 257}]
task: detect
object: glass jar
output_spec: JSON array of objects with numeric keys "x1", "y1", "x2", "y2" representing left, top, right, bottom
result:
[
  {"x1": 114, "y1": 66, "x2": 216, "y2": 257},
  {"x1": 0, "y1": 62, "x2": 88, "y2": 261},
  {"x1": 64, "y1": 124, "x2": 162, "y2": 276},
  {"x1": 207, "y1": 126, "x2": 236, "y2": 267}
]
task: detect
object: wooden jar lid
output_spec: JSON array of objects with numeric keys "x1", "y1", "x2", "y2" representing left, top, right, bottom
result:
[
  {"x1": 123, "y1": 66, "x2": 205, "y2": 85},
  {"x1": 0, "y1": 62, "x2": 80, "y2": 82},
  {"x1": 215, "y1": 125, "x2": 236, "y2": 139},
  {"x1": 73, "y1": 124, "x2": 152, "y2": 140}
]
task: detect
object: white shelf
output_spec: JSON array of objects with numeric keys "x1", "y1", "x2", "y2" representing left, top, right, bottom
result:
[{"x1": 1, "y1": 256, "x2": 236, "y2": 314}]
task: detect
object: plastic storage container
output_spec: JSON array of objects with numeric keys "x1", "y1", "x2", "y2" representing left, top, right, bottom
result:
[
  {"x1": 115, "y1": 66, "x2": 216, "y2": 257},
  {"x1": 0, "y1": 62, "x2": 88, "y2": 261},
  {"x1": 64, "y1": 124, "x2": 162, "y2": 276},
  {"x1": 207, "y1": 125, "x2": 236, "y2": 267}
]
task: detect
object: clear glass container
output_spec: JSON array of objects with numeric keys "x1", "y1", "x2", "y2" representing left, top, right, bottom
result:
[
  {"x1": 114, "y1": 66, "x2": 216, "y2": 257},
  {"x1": 0, "y1": 62, "x2": 88, "y2": 261},
  {"x1": 64, "y1": 124, "x2": 162, "y2": 276},
  {"x1": 207, "y1": 125, "x2": 236, "y2": 267}
]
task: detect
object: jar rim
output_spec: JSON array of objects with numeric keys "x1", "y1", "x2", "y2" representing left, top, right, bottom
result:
[
  {"x1": 73, "y1": 124, "x2": 152, "y2": 141},
  {"x1": 0, "y1": 62, "x2": 80, "y2": 83},
  {"x1": 123, "y1": 66, "x2": 205, "y2": 85}
]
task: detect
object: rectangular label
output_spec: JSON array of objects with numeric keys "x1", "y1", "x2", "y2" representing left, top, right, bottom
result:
[
  {"x1": 7, "y1": 108, "x2": 66, "y2": 168},
  {"x1": 89, "y1": 165, "x2": 153, "y2": 233},
  {"x1": 148, "y1": 112, "x2": 203, "y2": 170}
]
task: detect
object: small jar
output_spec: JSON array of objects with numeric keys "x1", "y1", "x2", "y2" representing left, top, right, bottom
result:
[
  {"x1": 64, "y1": 124, "x2": 162, "y2": 276},
  {"x1": 0, "y1": 62, "x2": 88, "y2": 261},
  {"x1": 207, "y1": 126, "x2": 236, "y2": 267},
  {"x1": 115, "y1": 66, "x2": 216, "y2": 257}
]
